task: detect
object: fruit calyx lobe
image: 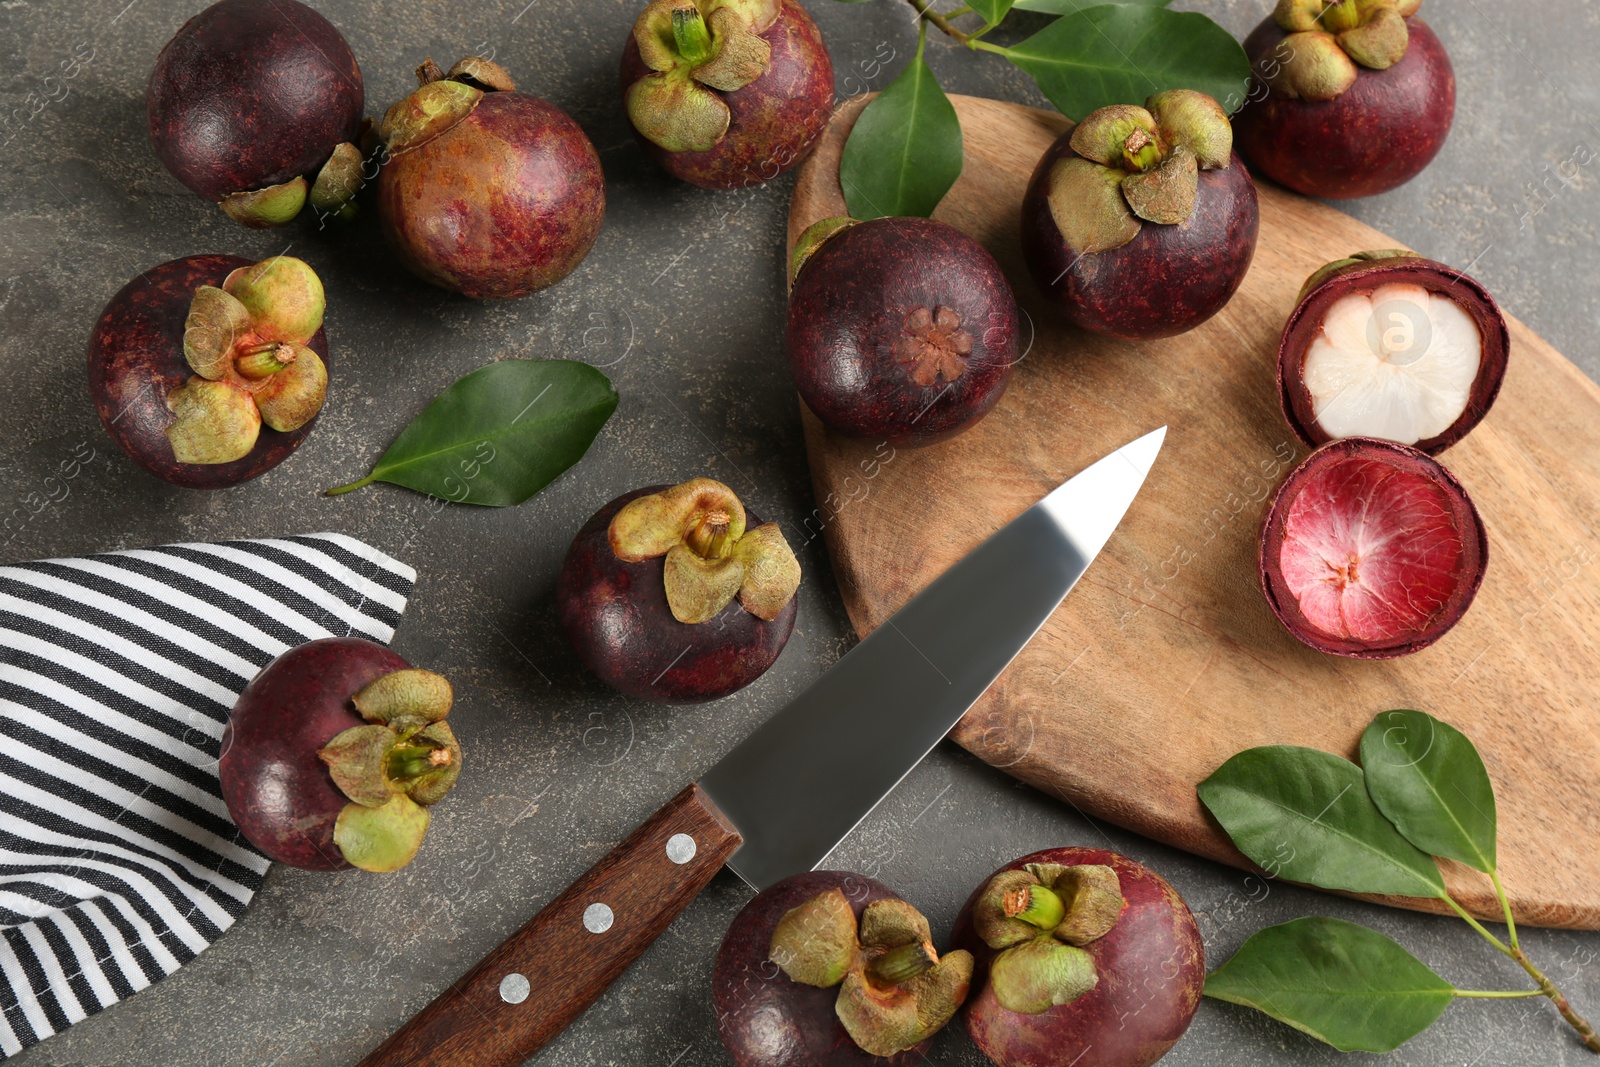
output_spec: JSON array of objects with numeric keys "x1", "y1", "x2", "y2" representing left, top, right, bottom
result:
[
  {"x1": 970, "y1": 862, "x2": 1127, "y2": 1014},
  {"x1": 318, "y1": 667, "x2": 461, "y2": 872},
  {"x1": 769, "y1": 887, "x2": 974, "y2": 1056},
  {"x1": 625, "y1": 0, "x2": 781, "y2": 154},
  {"x1": 380, "y1": 55, "x2": 518, "y2": 156},
  {"x1": 608, "y1": 477, "x2": 801, "y2": 624},
  {"x1": 1050, "y1": 90, "x2": 1235, "y2": 256},
  {"x1": 1268, "y1": 0, "x2": 1423, "y2": 101},
  {"x1": 170, "y1": 256, "x2": 329, "y2": 464}
]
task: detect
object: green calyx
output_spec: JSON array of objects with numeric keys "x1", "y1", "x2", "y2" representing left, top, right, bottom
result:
[
  {"x1": 168, "y1": 257, "x2": 330, "y2": 465},
  {"x1": 989, "y1": 936, "x2": 1098, "y2": 1015},
  {"x1": 625, "y1": 0, "x2": 781, "y2": 153},
  {"x1": 972, "y1": 863, "x2": 1127, "y2": 1015},
  {"x1": 219, "y1": 176, "x2": 308, "y2": 229},
  {"x1": 319, "y1": 666, "x2": 462, "y2": 873},
  {"x1": 1297, "y1": 248, "x2": 1421, "y2": 303},
  {"x1": 768, "y1": 889, "x2": 975, "y2": 1057},
  {"x1": 308, "y1": 141, "x2": 364, "y2": 221},
  {"x1": 380, "y1": 55, "x2": 516, "y2": 156},
  {"x1": 608, "y1": 477, "x2": 801, "y2": 624},
  {"x1": 1050, "y1": 90, "x2": 1233, "y2": 256},
  {"x1": 1268, "y1": 0, "x2": 1420, "y2": 100},
  {"x1": 789, "y1": 216, "x2": 858, "y2": 284}
]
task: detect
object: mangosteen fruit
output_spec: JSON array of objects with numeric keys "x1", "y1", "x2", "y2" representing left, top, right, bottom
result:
[
  {"x1": 219, "y1": 637, "x2": 461, "y2": 872},
  {"x1": 714, "y1": 870, "x2": 973, "y2": 1064},
  {"x1": 953, "y1": 847, "x2": 1204, "y2": 1067},
  {"x1": 557, "y1": 478, "x2": 801, "y2": 702},
  {"x1": 786, "y1": 216, "x2": 1019, "y2": 447},
  {"x1": 1260, "y1": 437, "x2": 1488, "y2": 658},
  {"x1": 146, "y1": 0, "x2": 365, "y2": 226},
  {"x1": 1235, "y1": 0, "x2": 1454, "y2": 199},
  {"x1": 1279, "y1": 249, "x2": 1509, "y2": 454},
  {"x1": 620, "y1": 0, "x2": 834, "y2": 189},
  {"x1": 87, "y1": 254, "x2": 331, "y2": 489},
  {"x1": 377, "y1": 57, "x2": 606, "y2": 299},
  {"x1": 1020, "y1": 90, "x2": 1259, "y2": 339}
]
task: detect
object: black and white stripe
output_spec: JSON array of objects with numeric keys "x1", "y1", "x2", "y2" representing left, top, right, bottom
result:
[{"x1": 0, "y1": 533, "x2": 414, "y2": 1057}]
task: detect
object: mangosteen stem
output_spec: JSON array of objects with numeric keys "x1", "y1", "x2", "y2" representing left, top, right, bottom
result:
[
  {"x1": 235, "y1": 342, "x2": 295, "y2": 379},
  {"x1": 1004, "y1": 884, "x2": 1066, "y2": 931},
  {"x1": 1321, "y1": 0, "x2": 1362, "y2": 33},
  {"x1": 686, "y1": 512, "x2": 736, "y2": 559},
  {"x1": 672, "y1": 7, "x2": 713, "y2": 64},
  {"x1": 865, "y1": 940, "x2": 938, "y2": 986},
  {"x1": 388, "y1": 743, "x2": 451, "y2": 782}
]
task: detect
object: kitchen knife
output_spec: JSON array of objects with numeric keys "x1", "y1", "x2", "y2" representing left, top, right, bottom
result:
[{"x1": 358, "y1": 426, "x2": 1166, "y2": 1067}]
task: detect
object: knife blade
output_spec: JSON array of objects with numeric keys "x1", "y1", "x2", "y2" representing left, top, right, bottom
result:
[{"x1": 358, "y1": 426, "x2": 1165, "y2": 1067}]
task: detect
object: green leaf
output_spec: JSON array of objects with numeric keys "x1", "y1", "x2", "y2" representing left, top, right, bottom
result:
[
  {"x1": 968, "y1": 0, "x2": 1015, "y2": 25},
  {"x1": 839, "y1": 46, "x2": 963, "y2": 219},
  {"x1": 1005, "y1": 5, "x2": 1251, "y2": 119},
  {"x1": 1198, "y1": 746, "x2": 1446, "y2": 898},
  {"x1": 1015, "y1": 0, "x2": 1168, "y2": 12},
  {"x1": 328, "y1": 359, "x2": 618, "y2": 507},
  {"x1": 1205, "y1": 917, "x2": 1456, "y2": 1053},
  {"x1": 1361, "y1": 710, "x2": 1497, "y2": 873}
]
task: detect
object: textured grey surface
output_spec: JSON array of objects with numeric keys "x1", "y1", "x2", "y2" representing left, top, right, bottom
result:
[{"x1": 2, "y1": 0, "x2": 1598, "y2": 1064}]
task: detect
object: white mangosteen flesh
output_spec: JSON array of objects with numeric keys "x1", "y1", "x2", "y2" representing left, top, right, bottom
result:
[
  {"x1": 1302, "y1": 284, "x2": 1483, "y2": 446},
  {"x1": 1278, "y1": 456, "x2": 1465, "y2": 643}
]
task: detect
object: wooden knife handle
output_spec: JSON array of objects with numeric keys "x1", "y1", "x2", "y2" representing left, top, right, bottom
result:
[{"x1": 357, "y1": 784, "x2": 742, "y2": 1067}]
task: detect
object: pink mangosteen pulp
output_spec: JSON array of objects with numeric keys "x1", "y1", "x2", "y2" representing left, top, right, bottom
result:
[
  {"x1": 146, "y1": 0, "x2": 365, "y2": 226},
  {"x1": 620, "y1": 0, "x2": 835, "y2": 189},
  {"x1": 1259, "y1": 437, "x2": 1488, "y2": 658},
  {"x1": 1234, "y1": 0, "x2": 1455, "y2": 199},
  {"x1": 786, "y1": 216, "x2": 1020, "y2": 447},
  {"x1": 713, "y1": 870, "x2": 973, "y2": 1065},
  {"x1": 86, "y1": 254, "x2": 331, "y2": 489},
  {"x1": 953, "y1": 847, "x2": 1205, "y2": 1067},
  {"x1": 219, "y1": 637, "x2": 462, "y2": 872},
  {"x1": 376, "y1": 57, "x2": 606, "y2": 299},
  {"x1": 1020, "y1": 90, "x2": 1259, "y2": 339},
  {"x1": 557, "y1": 479, "x2": 802, "y2": 702}
]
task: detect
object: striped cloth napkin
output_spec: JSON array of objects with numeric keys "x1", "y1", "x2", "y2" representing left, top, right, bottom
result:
[{"x1": 0, "y1": 533, "x2": 415, "y2": 1058}]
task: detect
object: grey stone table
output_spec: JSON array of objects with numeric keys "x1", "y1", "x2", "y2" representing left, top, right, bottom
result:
[{"x1": 3, "y1": 0, "x2": 1597, "y2": 1064}]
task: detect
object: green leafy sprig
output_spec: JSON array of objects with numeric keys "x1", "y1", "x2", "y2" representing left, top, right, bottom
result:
[
  {"x1": 1200, "y1": 709, "x2": 1600, "y2": 1054},
  {"x1": 326, "y1": 359, "x2": 618, "y2": 507},
  {"x1": 834, "y1": 0, "x2": 1250, "y2": 219}
]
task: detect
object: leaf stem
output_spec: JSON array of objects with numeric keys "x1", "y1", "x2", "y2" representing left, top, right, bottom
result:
[
  {"x1": 1489, "y1": 868, "x2": 1520, "y2": 951},
  {"x1": 1454, "y1": 989, "x2": 1548, "y2": 999},
  {"x1": 325, "y1": 474, "x2": 377, "y2": 496},
  {"x1": 905, "y1": 0, "x2": 970, "y2": 45},
  {"x1": 1440, "y1": 893, "x2": 1514, "y2": 958}
]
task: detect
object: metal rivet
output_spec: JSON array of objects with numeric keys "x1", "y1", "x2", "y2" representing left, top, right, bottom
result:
[
  {"x1": 583, "y1": 902, "x2": 614, "y2": 934},
  {"x1": 665, "y1": 832, "x2": 697, "y2": 865},
  {"x1": 499, "y1": 973, "x2": 530, "y2": 1004}
]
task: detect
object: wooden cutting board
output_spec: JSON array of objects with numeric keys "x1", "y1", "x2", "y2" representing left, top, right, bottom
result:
[{"x1": 791, "y1": 94, "x2": 1600, "y2": 929}]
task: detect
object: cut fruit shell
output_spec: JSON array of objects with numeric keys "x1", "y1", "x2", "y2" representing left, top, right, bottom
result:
[
  {"x1": 1277, "y1": 254, "x2": 1509, "y2": 455},
  {"x1": 1259, "y1": 437, "x2": 1487, "y2": 659}
]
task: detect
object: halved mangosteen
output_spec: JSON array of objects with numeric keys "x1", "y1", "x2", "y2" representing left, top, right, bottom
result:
[
  {"x1": 1278, "y1": 250, "x2": 1509, "y2": 455},
  {"x1": 1259, "y1": 437, "x2": 1487, "y2": 659}
]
